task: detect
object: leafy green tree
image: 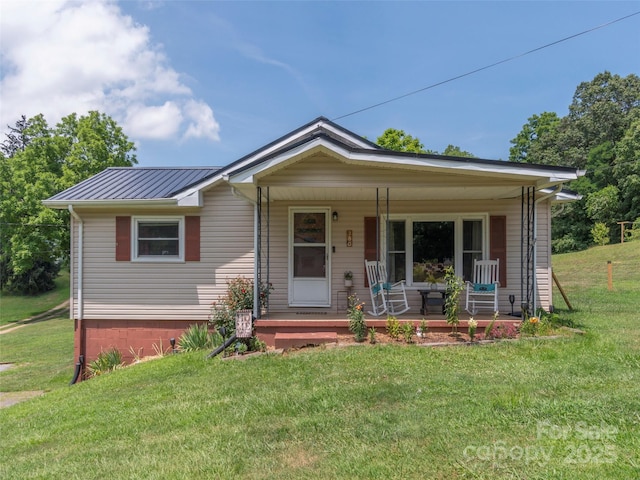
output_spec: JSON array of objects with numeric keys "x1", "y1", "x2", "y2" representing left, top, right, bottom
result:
[
  {"x1": 376, "y1": 128, "x2": 428, "y2": 153},
  {"x1": 509, "y1": 112, "x2": 561, "y2": 163},
  {"x1": 614, "y1": 119, "x2": 640, "y2": 221},
  {"x1": 441, "y1": 144, "x2": 475, "y2": 158},
  {"x1": 513, "y1": 72, "x2": 640, "y2": 252},
  {"x1": 376, "y1": 128, "x2": 474, "y2": 157},
  {"x1": 1, "y1": 112, "x2": 136, "y2": 294}
]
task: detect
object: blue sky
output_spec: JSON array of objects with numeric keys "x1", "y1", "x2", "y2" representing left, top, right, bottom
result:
[{"x1": 1, "y1": 1, "x2": 638, "y2": 168}]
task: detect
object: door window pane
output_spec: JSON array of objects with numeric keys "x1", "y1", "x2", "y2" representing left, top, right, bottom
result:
[
  {"x1": 293, "y1": 246, "x2": 326, "y2": 277},
  {"x1": 293, "y1": 213, "x2": 325, "y2": 244}
]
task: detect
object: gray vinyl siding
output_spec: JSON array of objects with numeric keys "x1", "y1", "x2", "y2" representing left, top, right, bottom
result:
[{"x1": 72, "y1": 185, "x2": 254, "y2": 320}]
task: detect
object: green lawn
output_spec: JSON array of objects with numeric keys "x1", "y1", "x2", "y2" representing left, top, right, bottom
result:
[
  {"x1": 0, "y1": 244, "x2": 638, "y2": 479},
  {"x1": 0, "y1": 317, "x2": 74, "y2": 392},
  {"x1": 0, "y1": 271, "x2": 70, "y2": 325}
]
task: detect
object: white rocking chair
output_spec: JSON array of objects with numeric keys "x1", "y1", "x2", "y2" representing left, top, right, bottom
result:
[
  {"x1": 465, "y1": 259, "x2": 500, "y2": 315},
  {"x1": 365, "y1": 260, "x2": 410, "y2": 316}
]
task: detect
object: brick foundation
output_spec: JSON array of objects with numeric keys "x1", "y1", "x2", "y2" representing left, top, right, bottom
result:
[{"x1": 76, "y1": 319, "x2": 207, "y2": 379}]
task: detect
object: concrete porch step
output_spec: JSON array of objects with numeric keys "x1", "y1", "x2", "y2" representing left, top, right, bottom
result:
[{"x1": 274, "y1": 331, "x2": 338, "y2": 350}]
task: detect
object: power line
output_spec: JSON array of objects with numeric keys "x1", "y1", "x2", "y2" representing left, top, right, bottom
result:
[{"x1": 333, "y1": 11, "x2": 640, "y2": 121}]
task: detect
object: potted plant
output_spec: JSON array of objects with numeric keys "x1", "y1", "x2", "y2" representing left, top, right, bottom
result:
[{"x1": 344, "y1": 270, "x2": 353, "y2": 287}]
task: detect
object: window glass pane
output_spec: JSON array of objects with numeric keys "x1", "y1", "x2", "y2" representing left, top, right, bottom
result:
[
  {"x1": 387, "y1": 221, "x2": 405, "y2": 282},
  {"x1": 463, "y1": 220, "x2": 483, "y2": 281},
  {"x1": 293, "y1": 246, "x2": 326, "y2": 277},
  {"x1": 139, "y1": 239, "x2": 179, "y2": 256},
  {"x1": 388, "y1": 253, "x2": 406, "y2": 283},
  {"x1": 463, "y1": 220, "x2": 482, "y2": 251},
  {"x1": 389, "y1": 221, "x2": 405, "y2": 251},
  {"x1": 139, "y1": 222, "x2": 179, "y2": 239},
  {"x1": 137, "y1": 220, "x2": 180, "y2": 257},
  {"x1": 412, "y1": 221, "x2": 454, "y2": 283},
  {"x1": 293, "y1": 213, "x2": 325, "y2": 244}
]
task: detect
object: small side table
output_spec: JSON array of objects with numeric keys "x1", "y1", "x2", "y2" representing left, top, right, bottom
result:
[
  {"x1": 337, "y1": 287, "x2": 354, "y2": 313},
  {"x1": 418, "y1": 288, "x2": 448, "y2": 315}
]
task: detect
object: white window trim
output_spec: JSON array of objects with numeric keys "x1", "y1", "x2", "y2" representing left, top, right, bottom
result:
[
  {"x1": 132, "y1": 216, "x2": 185, "y2": 263},
  {"x1": 382, "y1": 213, "x2": 489, "y2": 287}
]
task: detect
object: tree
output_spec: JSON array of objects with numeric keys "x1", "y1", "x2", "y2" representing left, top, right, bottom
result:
[
  {"x1": 1, "y1": 112, "x2": 136, "y2": 294},
  {"x1": 614, "y1": 119, "x2": 640, "y2": 221},
  {"x1": 1, "y1": 115, "x2": 31, "y2": 157},
  {"x1": 441, "y1": 144, "x2": 475, "y2": 158},
  {"x1": 376, "y1": 128, "x2": 431, "y2": 154},
  {"x1": 376, "y1": 128, "x2": 475, "y2": 157},
  {"x1": 512, "y1": 72, "x2": 640, "y2": 252},
  {"x1": 509, "y1": 112, "x2": 560, "y2": 163}
]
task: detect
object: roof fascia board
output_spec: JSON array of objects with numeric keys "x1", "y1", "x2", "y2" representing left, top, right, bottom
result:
[
  {"x1": 43, "y1": 198, "x2": 179, "y2": 209},
  {"x1": 227, "y1": 136, "x2": 580, "y2": 185}
]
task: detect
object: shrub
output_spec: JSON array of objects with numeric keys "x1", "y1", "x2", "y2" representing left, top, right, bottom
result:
[
  {"x1": 591, "y1": 222, "x2": 610, "y2": 246},
  {"x1": 2, "y1": 260, "x2": 61, "y2": 295},
  {"x1": 418, "y1": 319, "x2": 429, "y2": 338},
  {"x1": 209, "y1": 277, "x2": 272, "y2": 337},
  {"x1": 368, "y1": 327, "x2": 377, "y2": 344},
  {"x1": 88, "y1": 348, "x2": 123, "y2": 377},
  {"x1": 489, "y1": 323, "x2": 519, "y2": 339},
  {"x1": 483, "y1": 311, "x2": 499, "y2": 340},
  {"x1": 178, "y1": 323, "x2": 213, "y2": 352},
  {"x1": 347, "y1": 294, "x2": 367, "y2": 342},
  {"x1": 628, "y1": 218, "x2": 640, "y2": 242},
  {"x1": 401, "y1": 322, "x2": 414, "y2": 343},
  {"x1": 444, "y1": 266, "x2": 464, "y2": 334},
  {"x1": 386, "y1": 315, "x2": 400, "y2": 340}
]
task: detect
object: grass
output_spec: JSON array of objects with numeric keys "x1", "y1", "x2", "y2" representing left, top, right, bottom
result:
[
  {"x1": 0, "y1": 317, "x2": 74, "y2": 392},
  {"x1": 0, "y1": 244, "x2": 639, "y2": 479},
  {"x1": 0, "y1": 270, "x2": 70, "y2": 325}
]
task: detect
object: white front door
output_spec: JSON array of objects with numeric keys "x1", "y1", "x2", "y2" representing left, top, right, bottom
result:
[{"x1": 289, "y1": 208, "x2": 331, "y2": 306}]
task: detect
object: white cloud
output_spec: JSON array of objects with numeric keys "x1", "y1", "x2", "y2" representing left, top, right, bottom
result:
[
  {"x1": 0, "y1": 0, "x2": 220, "y2": 142},
  {"x1": 183, "y1": 100, "x2": 220, "y2": 141}
]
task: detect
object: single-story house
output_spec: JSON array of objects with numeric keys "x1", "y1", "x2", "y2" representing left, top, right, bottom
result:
[{"x1": 44, "y1": 117, "x2": 583, "y2": 369}]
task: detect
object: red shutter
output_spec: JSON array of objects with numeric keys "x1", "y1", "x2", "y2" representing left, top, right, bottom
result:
[
  {"x1": 490, "y1": 215, "x2": 507, "y2": 287},
  {"x1": 115, "y1": 216, "x2": 131, "y2": 261},
  {"x1": 185, "y1": 216, "x2": 200, "y2": 262},
  {"x1": 364, "y1": 217, "x2": 378, "y2": 287}
]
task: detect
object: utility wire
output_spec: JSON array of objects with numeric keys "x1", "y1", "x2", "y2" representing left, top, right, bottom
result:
[{"x1": 333, "y1": 11, "x2": 640, "y2": 121}]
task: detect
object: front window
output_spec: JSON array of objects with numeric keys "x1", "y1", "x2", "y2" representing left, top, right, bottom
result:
[
  {"x1": 133, "y1": 217, "x2": 184, "y2": 261},
  {"x1": 384, "y1": 215, "x2": 486, "y2": 285}
]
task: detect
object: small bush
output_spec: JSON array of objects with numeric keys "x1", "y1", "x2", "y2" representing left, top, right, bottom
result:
[
  {"x1": 418, "y1": 319, "x2": 429, "y2": 338},
  {"x1": 401, "y1": 322, "x2": 414, "y2": 343},
  {"x1": 88, "y1": 348, "x2": 123, "y2": 377},
  {"x1": 347, "y1": 294, "x2": 367, "y2": 342},
  {"x1": 178, "y1": 323, "x2": 213, "y2": 352},
  {"x1": 386, "y1": 315, "x2": 400, "y2": 340},
  {"x1": 591, "y1": 222, "x2": 610, "y2": 246},
  {"x1": 368, "y1": 327, "x2": 377, "y2": 344},
  {"x1": 489, "y1": 323, "x2": 519, "y2": 339}
]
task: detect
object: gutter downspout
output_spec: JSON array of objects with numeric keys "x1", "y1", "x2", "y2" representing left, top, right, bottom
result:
[
  {"x1": 533, "y1": 184, "x2": 562, "y2": 313},
  {"x1": 68, "y1": 206, "x2": 84, "y2": 384},
  {"x1": 68, "y1": 206, "x2": 83, "y2": 322}
]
